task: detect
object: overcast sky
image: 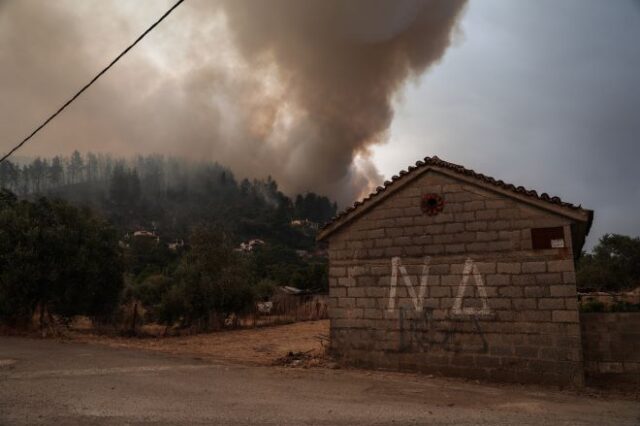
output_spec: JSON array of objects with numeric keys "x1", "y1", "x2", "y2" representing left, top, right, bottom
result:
[
  {"x1": 376, "y1": 0, "x2": 640, "y2": 249},
  {"x1": 1, "y1": 0, "x2": 639, "y2": 249}
]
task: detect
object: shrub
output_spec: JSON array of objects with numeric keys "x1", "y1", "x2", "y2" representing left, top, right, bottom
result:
[
  {"x1": 579, "y1": 299, "x2": 606, "y2": 313},
  {"x1": 153, "y1": 226, "x2": 256, "y2": 330},
  {"x1": 577, "y1": 234, "x2": 640, "y2": 291},
  {"x1": 0, "y1": 190, "x2": 123, "y2": 327},
  {"x1": 610, "y1": 301, "x2": 640, "y2": 313},
  {"x1": 254, "y1": 279, "x2": 277, "y2": 301}
]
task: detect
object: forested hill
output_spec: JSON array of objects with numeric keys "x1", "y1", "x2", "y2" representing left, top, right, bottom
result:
[{"x1": 0, "y1": 151, "x2": 337, "y2": 248}]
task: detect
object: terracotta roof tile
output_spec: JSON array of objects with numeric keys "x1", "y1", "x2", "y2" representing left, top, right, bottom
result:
[{"x1": 320, "y1": 155, "x2": 591, "y2": 233}]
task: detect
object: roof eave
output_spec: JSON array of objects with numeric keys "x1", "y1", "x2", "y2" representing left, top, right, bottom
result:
[{"x1": 317, "y1": 165, "x2": 592, "y2": 241}]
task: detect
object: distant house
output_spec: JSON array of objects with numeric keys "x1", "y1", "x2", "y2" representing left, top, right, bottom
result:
[
  {"x1": 290, "y1": 219, "x2": 319, "y2": 230},
  {"x1": 130, "y1": 230, "x2": 160, "y2": 246},
  {"x1": 168, "y1": 240, "x2": 185, "y2": 251},
  {"x1": 133, "y1": 230, "x2": 158, "y2": 239},
  {"x1": 317, "y1": 156, "x2": 593, "y2": 386},
  {"x1": 236, "y1": 239, "x2": 265, "y2": 253},
  {"x1": 271, "y1": 286, "x2": 328, "y2": 319}
]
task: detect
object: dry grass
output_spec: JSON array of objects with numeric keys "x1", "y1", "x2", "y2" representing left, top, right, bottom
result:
[{"x1": 72, "y1": 320, "x2": 330, "y2": 366}]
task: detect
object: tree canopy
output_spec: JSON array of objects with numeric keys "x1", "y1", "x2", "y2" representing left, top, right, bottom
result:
[
  {"x1": 0, "y1": 190, "x2": 124, "y2": 326},
  {"x1": 577, "y1": 234, "x2": 640, "y2": 291},
  {"x1": 0, "y1": 152, "x2": 338, "y2": 248}
]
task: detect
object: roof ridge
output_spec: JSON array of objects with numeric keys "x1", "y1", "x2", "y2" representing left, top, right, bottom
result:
[{"x1": 320, "y1": 155, "x2": 590, "y2": 233}]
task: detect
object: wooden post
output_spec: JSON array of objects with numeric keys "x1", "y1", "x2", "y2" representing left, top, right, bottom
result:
[{"x1": 131, "y1": 303, "x2": 138, "y2": 336}]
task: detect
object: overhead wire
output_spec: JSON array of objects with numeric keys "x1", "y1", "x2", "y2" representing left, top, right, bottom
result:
[{"x1": 0, "y1": 0, "x2": 185, "y2": 164}]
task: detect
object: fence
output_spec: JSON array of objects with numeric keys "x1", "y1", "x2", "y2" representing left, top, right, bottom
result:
[{"x1": 228, "y1": 294, "x2": 329, "y2": 328}]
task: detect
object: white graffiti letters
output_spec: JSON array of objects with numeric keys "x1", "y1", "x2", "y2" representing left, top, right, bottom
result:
[
  {"x1": 387, "y1": 257, "x2": 492, "y2": 317},
  {"x1": 451, "y1": 258, "x2": 491, "y2": 316},
  {"x1": 387, "y1": 256, "x2": 430, "y2": 312}
]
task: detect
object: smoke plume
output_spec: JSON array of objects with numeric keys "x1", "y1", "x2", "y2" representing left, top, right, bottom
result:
[{"x1": 0, "y1": 0, "x2": 467, "y2": 205}]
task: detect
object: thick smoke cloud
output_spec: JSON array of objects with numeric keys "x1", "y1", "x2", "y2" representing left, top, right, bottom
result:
[
  {"x1": 0, "y1": 0, "x2": 466, "y2": 205},
  {"x1": 218, "y1": 0, "x2": 467, "y2": 202}
]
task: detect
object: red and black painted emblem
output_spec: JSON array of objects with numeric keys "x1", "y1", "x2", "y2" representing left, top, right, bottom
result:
[{"x1": 421, "y1": 193, "x2": 445, "y2": 216}]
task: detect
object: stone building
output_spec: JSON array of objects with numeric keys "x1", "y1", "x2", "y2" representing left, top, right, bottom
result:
[{"x1": 317, "y1": 156, "x2": 593, "y2": 386}]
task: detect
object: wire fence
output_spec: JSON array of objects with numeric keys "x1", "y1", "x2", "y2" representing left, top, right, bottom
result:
[{"x1": 228, "y1": 295, "x2": 329, "y2": 329}]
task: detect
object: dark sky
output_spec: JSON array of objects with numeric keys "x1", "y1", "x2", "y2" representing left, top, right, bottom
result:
[
  {"x1": 374, "y1": 0, "x2": 640, "y2": 249},
  {"x1": 1, "y1": 0, "x2": 639, "y2": 249}
]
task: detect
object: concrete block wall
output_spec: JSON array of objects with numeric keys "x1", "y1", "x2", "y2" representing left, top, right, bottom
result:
[
  {"x1": 327, "y1": 171, "x2": 585, "y2": 386},
  {"x1": 581, "y1": 313, "x2": 640, "y2": 387}
]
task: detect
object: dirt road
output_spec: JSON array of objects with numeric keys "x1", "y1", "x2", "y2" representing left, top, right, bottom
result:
[
  {"x1": 1, "y1": 336, "x2": 639, "y2": 425},
  {"x1": 72, "y1": 320, "x2": 330, "y2": 366}
]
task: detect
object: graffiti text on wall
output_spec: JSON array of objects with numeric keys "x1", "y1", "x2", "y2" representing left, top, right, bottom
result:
[{"x1": 387, "y1": 257, "x2": 492, "y2": 317}]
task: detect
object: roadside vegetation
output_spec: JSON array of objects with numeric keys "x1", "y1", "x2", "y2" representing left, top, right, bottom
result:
[
  {"x1": 577, "y1": 234, "x2": 640, "y2": 292},
  {"x1": 2, "y1": 152, "x2": 639, "y2": 332},
  {"x1": 0, "y1": 153, "x2": 334, "y2": 334},
  {"x1": 0, "y1": 190, "x2": 123, "y2": 328}
]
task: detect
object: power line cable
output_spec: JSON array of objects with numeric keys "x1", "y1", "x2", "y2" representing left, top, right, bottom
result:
[{"x1": 0, "y1": 0, "x2": 185, "y2": 164}]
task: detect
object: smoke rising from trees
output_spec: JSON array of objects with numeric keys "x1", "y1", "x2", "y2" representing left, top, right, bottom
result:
[{"x1": 0, "y1": 0, "x2": 466, "y2": 205}]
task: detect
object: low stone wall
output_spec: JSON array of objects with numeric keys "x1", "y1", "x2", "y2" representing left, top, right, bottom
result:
[{"x1": 580, "y1": 313, "x2": 640, "y2": 387}]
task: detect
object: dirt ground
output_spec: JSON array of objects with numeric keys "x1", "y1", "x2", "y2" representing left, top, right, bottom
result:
[
  {"x1": 68, "y1": 319, "x2": 640, "y2": 400},
  {"x1": 3, "y1": 336, "x2": 639, "y2": 425},
  {"x1": 72, "y1": 320, "x2": 330, "y2": 366}
]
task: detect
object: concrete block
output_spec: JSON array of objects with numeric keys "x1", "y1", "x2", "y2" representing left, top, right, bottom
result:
[
  {"x1": 455, "y1": 212, "x2": 475, "y2": 222},
  {"x1": 348, "y1": 287, "x2": 366, "y2": 298},
  {"x1": 433, "y1": 234, "x2": 454, "y2": 244},
  {"x1": 512, "y1": 275, "x2": 536, "y2": 286},
  {"x1": 552, "y1": 310, "x2": 579, "y2": 323},
  {"x1": 486, "y1": 274, "x2": 510, "y2": 286},
  {"x1": 424, "y1": 224, "x2": 445, "y2": 234},
  {"x1": 518, "y1": 310, "x2": 552, "y2": 322},
  {"x1": 548, "y1": 259, "x2": 574, "y2": 273},
  {"x1": 512, "y1": 298, "x2": 537, "y2": 310},
  {"x1": 550, "y1": 285, "x2": 576, "y2": 297},
  {"x1": 522, "y1": 262, "x2": 546, "y2": 273},
  {"x1": 445, "y1": 223, "x2": 465, "y2": 233},
  {"x1": 464, "y1": 200, "x2": 485, "y2": 211},
  {"x1": 498, "y1": 286, "x2": 522, "y2": 297},
  {"x1": 368, "y1": 229, "x2": 385, "y2": 239},
  {"x1": 443, "y1": 184, "x2": 462, "y2": 192},
  {"x1": 356, "y1": 298, "x2": 376, "y2": 308},
  {"x1": 487, "y1": 240, "x2": 512, "y2": 251},
  {"x1": 477, "y1": 231, "x2": 499, "y2": 241},
  {"x1": 497, "y1": 262, "x2": 522, "y2": 274},
  {"x1": 330, "y1": 267, "x2": 347, "y2": 277},
  {"x1": 397, "y1": 217, "x2": 414, "y2": 226},
  {"x1": 536, "y1": 273, "x2": 563, "y2": 285},
  {"x1": 467, "y1": 242, "x2": 490, "y2": 252},
  {"x1": 445, "y1": 244, "x2": 466, "y2": 254},
  {"x1": 538, "y1": 298, "x2": 565, "y2": 310},
  {"x1": 476, "y1": 210, "x2": 498, "y2": 220},
  {"x1": 466, "y1": 221, "x2": 489, "y2": 231},
  {"x1": 452, "y1": 232, "x2": 476, "y2": 243},
  {"x1": 430, "y1": 286, "x2": 451, "y2": 298}
]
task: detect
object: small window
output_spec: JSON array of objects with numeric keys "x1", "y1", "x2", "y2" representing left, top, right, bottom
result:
[{"x1": 531, "y1": 227, "x2": 565, "y2": 250}]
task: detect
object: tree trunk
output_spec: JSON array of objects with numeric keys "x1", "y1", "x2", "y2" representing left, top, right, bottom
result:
[
  {"x1": 130, "y1": 303, "x2": 138, "y2": 336},
  {"x1": 39, "y1": 303, "x2": 45, "y2": 334}
]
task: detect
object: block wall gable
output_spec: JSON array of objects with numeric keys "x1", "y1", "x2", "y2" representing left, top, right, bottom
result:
[
  {"x1": 328, "y1": 170, "x2": 574, "y2": 262},
  {"x1": 326, "y1": 169, "x2": 584, "y2": 386}
]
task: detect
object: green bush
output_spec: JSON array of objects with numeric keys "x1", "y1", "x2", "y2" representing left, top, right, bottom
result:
[
  {"x1": 610, "y1": 301, "x2": 640, "y2": 313},
  {"x1": 577, "y1": 234, "x2": 640, "y2": 291},
  {"x1": 153, "y1": 226, "x2": 256, "y2": 329},
  {"x1": 579, "y1": 299, "x2": 606, "y2": 313},
  {"x1": 254, "y1": 279, "x2": 277, "y2": 301},
  {"x1": 131, "y1": 274, "x2": 174, "y2": 321},
  {"x1": 156, "y1": 284, "x2": 187, "y2": 326},
  {"x1": 0, "y1": 190, "x2": 123, "y2": 327}
]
